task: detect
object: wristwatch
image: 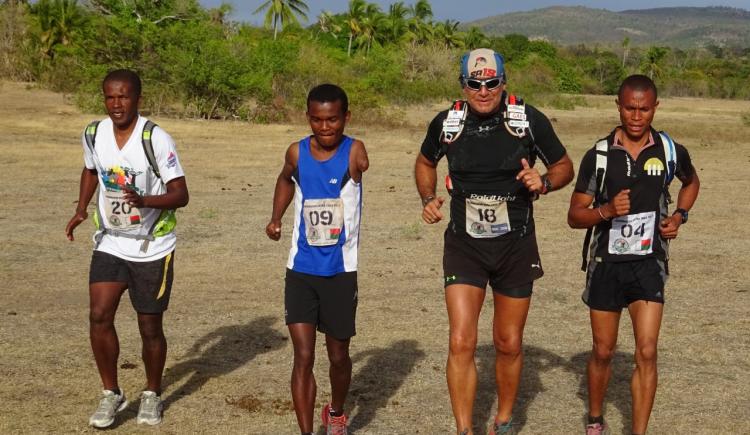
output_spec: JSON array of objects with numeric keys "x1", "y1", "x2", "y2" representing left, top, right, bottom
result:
[
  {"x1": 540, "y1": 174, "x2": 552, "y2": 195},
  {"x1": 673, "y1": 208, "x2": 688, "y2": 224},
  {"x1": 421, "y1": 195, "x2": 436, "y2": 207}
]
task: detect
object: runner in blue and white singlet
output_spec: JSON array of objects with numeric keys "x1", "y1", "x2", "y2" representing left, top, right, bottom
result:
[{"x1": 287, "y1": 135, "x2": 362, "y2": 276}]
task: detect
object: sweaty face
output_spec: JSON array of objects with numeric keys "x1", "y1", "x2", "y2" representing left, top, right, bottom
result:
[
  {"x1": 306, "y1": 100, "x2": 350, "y2": 149},
  {"x1": 103, "y1": 80, "x2": 140, "y2": 130},
  {"x1": 616, "y1": 87, "x2": 659, "y2": 142},
  {"x1": 463, "y1": 77, "x2": 504, "y2": 116}
]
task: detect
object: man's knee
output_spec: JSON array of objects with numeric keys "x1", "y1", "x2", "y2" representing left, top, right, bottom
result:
[
  {"x1": 89, "y1": 306, "x2": 116, "y2": 327},
  {"x1": 137, "y1": 315, "x2": 165, "y2": 342},
  {"x1": 293, "y1": 345, "x2": 315, "y2": 369},
  {"x1": 449, "y1": 332, "x2": 478, "y2": 358},
  {"x1": 493, "y1": 334, "x2": 522, "y2": 358},
  {"x1": 591, "y1": 341, "x2": 616, "y2": 364},
  {"x1": 635, "y1": 341, "x2": 658, "y2": 366}
]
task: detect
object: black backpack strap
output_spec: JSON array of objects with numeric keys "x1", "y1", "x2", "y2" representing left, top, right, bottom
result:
[
  {"x1": 84, "y1": 121, "x2": 100, "y2": 153},
  {"x1": 141, "y1": 120, "x2": 160, "y2": 180}
]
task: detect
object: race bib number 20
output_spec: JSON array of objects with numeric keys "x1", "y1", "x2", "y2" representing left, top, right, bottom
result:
[
  {"x1": 103, "y1": 190, "x2": 143, "y2": 229},
  {"x1": 608, "y1": 211, "x2": 655, "y2": 255}
]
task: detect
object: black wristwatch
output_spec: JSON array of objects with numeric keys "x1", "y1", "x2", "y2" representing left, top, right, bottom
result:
[
  {"x1": 673, "y1": 208, "x2": 688, "y2": 224},
  {"x1": 540, "y1": 174, "x2": 552, "y2": 195}
]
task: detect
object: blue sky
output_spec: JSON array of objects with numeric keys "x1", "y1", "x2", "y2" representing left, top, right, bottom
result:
[{"x1": 201, "y1": 1, "x2": 750, "y2": 25}]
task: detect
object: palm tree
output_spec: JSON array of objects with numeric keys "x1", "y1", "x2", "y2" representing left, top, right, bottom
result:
[
  {"x1": 643, "y1": 46, "x2": 668, "y2": 79},
  {"x1": 253, "y1": 0, "x2": 308, "y2": 40},
  {"x1": 31, "y1": 0, "x2": 84, "y2": 60},
  {"x1": 621, "y1": 37, "x2": 630, "y2": 68},
  {"x1": 434, "y1": 19, "x2": 461, "y2": 49},
  {"x1": 406, "y1": 0, "x2": 433, "y2": 45},
  {"x1": 344, "y1": 0, "x2": 366, "y2": 57},
  {"x1": 316, "y1": 10, "x2": 341, "y2": 39},
  {"x1": 462, "y1": 26, "x2": 488, "y2": 50},
  {"x1": 355, "y1": 2, "x2": 383, "y2": 55}
]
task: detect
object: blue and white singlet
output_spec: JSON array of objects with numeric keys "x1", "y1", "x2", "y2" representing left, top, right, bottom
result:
[{"x1": 287, "y1": 135, "x2": 362, "y2": 276}]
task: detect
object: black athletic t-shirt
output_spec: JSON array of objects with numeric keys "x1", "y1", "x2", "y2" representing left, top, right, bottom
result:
[
  {"x1": 575, "y1": 127, "x2": 695, "y2": 262},
  {"x1": 421, "y1": 99, "x2": 567, "y2": 238}
]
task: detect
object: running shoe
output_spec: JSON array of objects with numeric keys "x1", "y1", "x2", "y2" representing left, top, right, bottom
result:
[
  {"x1": 585, "y1": 422, "x2": 609, "y2": 435},
  {"x1": 490, "y1": 417, "x2": 516, "y2": 435},
  {"x1": 88, "y1": 389, "x2": 128, "y2": 428},
  {"x1": 321, "y1": 403, "x2": 348, "y2": 435},
  {"x1": 136, "y1": 391, "x2": 163, "y2": 425}
]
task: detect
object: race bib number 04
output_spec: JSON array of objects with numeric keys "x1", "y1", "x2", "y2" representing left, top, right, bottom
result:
[
  {"x1": 103, "y1": 190, "x2": 143, "y2": 229},
  {"x1": 465, "y1": 197, "x2": 511, "y2": 238},
  {"x1": 303, "y1": 198, "x2": 345, "y2": 246},
  {"x1": 608, "y1": 211, "x2": 655, "y2": 255}
]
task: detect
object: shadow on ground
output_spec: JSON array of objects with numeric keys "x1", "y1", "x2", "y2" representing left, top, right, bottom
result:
[
  {"x1": 570, "y1": 351, "x2": 634, "y2": 435},
  {"x1": 472, "y1": 345, "x2": 634, "y2": 434},
  {"x1": 345, "y1": 339, "x2": 426, "y2": 433},
  {"x1": 161, "y1": 316, "x2": 285, "y2": 410}
]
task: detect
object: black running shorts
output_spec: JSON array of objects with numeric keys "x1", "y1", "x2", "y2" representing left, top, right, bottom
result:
[
  {"x1": 583, "y1": 258, "x2": 667, "y2": 311},
  {"x1": 89, "y1": 250, "x2": 175, "y2": 314},
  {"x1": 443, "y1": 229, "x2": 543, "y2": 298},
  {"x1": 284, "y1": 269, "x2": 358, "y2": 340}
]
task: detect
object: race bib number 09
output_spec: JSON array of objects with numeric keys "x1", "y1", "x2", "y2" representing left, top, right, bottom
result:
[
  {"x1": 608, "y1": 211, "x2": 655, "y2": 255},
  {"x1": 465, "y1": 197, "x2": 511, "y2": 238},
  {"x1": 103, "y1": 190, "x2": 142, "y2": 229},
  {"x1": 303, "y1": 198, "x2": 344, "y2": 246}
]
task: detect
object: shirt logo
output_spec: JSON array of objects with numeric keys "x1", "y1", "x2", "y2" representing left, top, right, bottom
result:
[
  {"x1": 329, "y1": 178, "x2": 338, "y2": 184},
  {"x1": 167, "y1": 152, "x2": 177, "y2": 169},
  {"x1": 644, "y1": 157, "x2": 664, "y2": 176}
]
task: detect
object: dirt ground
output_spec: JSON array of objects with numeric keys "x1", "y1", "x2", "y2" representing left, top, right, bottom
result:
[{"x1": 1, "y1": 81, "x2": 748, "y2": 434}]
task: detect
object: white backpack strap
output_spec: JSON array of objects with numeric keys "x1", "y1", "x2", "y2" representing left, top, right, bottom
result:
[
  {"x1": 594, "y1": 138, "x2": 609, "y2": 201},
  {"x1": 441, "y1": 100, "x2": 468, "y2": 145},
  {"x1": 659, "y1": 131, "x2": 677, "y2": 185}
]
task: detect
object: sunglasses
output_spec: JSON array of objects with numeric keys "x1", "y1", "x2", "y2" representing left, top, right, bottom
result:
[{"x1": 463, "y1": 77, "x2": 504, "y2": 91}]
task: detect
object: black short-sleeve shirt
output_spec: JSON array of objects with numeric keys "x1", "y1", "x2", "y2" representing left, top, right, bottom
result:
[
  {"x1": 575, "y1": 127, "x2": 695, "y2": 262},
  {"x1": 421, "y1": 99, "x2": 567, "y2": 238}
]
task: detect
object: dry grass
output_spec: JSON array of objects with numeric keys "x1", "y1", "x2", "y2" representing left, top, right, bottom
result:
[{"x1": 1, "y1": 81, "x2": 748, "y2": 434}]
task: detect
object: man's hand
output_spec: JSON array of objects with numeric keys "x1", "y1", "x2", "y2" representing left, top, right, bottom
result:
[
  {"x1": 266, "y1": 220, "x2": 282, "y2": 241},
  {"x1": 123, "y1": 186, "x2": 145, "y2": 208},
  {"x1": 603, "y1": 189, "x2": 631, "y2": 218},
  {"x1": 422, "y1": 196, "x2": 445, "y2": 224},
  {"x1": 65, "y1": 210, "x2": 88, "y2": 241},
  {"x1": 659, "y1": 214, "x2": 682, "y2": 239},
  {"x1": 516, "y1": 158, "x2": 542, "y2": 194}
]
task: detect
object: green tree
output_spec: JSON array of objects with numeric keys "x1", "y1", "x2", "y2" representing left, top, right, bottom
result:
[
  {"x1": 434, "y1": 19, "x2": 461, "y2": 49},
  {"x1": 253, "y1": 0, "x2": 308, "y2": 40},
  {"x1": 355, "y1": 2, "x2": 383, "y2": 55},
  {"x1": 344, "y1": 0, "x2": 365, "y2": 57},
  {"x1": 642, "y1": 46, "x2": 669, "y2": 79},
  {"x1": 462, "y1": 26, "x2": 487, "y2": 50},
  {"x1": 30, "y1": 0, "x2": 85, "y2": 60}
]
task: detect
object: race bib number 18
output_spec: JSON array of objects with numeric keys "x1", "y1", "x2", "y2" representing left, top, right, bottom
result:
[
  {"x1": 608, "y1": 211, "x2": 655, "y2": 255},
  {"x1": 103, "y1": 190, "x2": 143, "y2": 229},
  {"x1": 465, "y1": 197, "x2": 511, "y2": 238},
  {"x1": 303, "y1": 198, "x2": 345, "y2": 246}
]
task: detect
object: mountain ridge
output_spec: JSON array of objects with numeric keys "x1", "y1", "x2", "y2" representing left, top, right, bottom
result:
[{"x1": 466, "y1": 6, "x2": 750, "y2": 48}]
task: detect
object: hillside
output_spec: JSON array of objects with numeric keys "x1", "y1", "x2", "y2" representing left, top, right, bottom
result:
[{"x1": 467, "y1": 6, "x2": 750, "y2": 48}]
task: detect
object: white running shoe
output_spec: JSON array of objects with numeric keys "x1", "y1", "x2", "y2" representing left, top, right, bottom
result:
[
  {"x1": 136, "y1": 391, "x2": 163, "y2": 425},
  {"x1": 89, "y1": 389, "x2": 128, "y2": 428}
]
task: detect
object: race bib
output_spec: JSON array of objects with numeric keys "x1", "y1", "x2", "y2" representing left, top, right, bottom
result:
[
  {"x1": 103, "y1": 190, "x2": 143, "y2": 230},
  {"x1": 465, "y1": 197, "x2": 511, "y2": 238},
  {"x1": 608, "y1": 211, "x2": 656, "y2": 255},
  {"x1": 303, "y1": 198, "x2": 344, "y2": 246}
]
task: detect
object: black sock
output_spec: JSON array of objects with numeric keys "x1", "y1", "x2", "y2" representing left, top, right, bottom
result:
[
  {"x1": 107, "y1": 388, "x2": 121, "y2": 396},
  {"x1": 588, "y1": 415, "x2": 604, "y2": 425},
  {"x1": 329, "y1": 407, "x2": 344, "y2": 417}
]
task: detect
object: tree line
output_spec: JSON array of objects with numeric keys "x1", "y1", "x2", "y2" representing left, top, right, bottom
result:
[{"x1": 1, "y1": 0, "x2": 748, "y2": 122}]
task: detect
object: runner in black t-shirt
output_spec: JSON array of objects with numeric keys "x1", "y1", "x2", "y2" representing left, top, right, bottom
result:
[
  {"x1": 568, "y1": 75, "x2": 700, "y2": 435},
  {"x1": 415, "y1": 48, "x2": 574, "y2": 435}
]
